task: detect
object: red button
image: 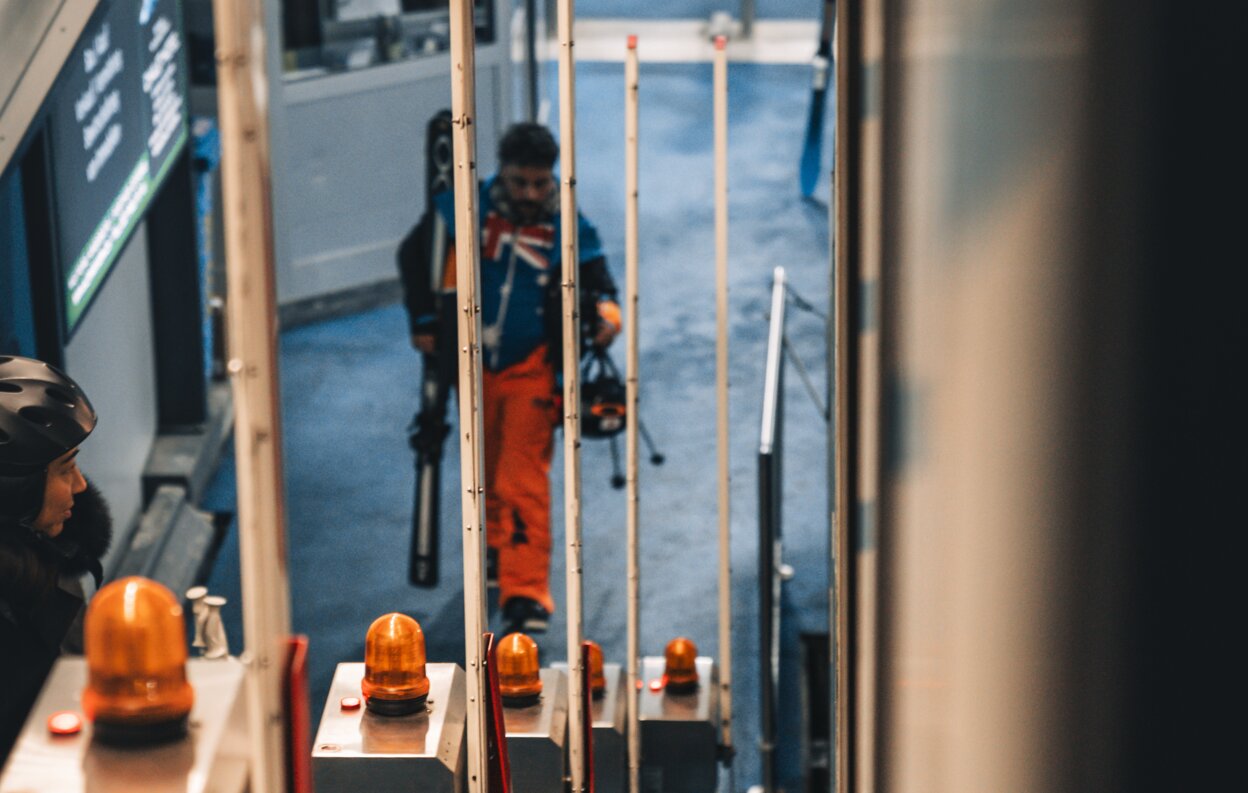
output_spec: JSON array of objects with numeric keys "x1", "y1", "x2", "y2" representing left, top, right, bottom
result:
[
  {"x1": 648, "y1": 677, "x2": 664, "y2": 692},
  {"x1": 340, "y1": 697, "x2": 362, "y2": 711},
  {"x1": 47, "y1": 711, "x2": 82, "y2": 736}
]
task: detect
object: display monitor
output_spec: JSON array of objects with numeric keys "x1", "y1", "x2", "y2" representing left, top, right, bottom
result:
[{"x1": 49, "y1": 0, "x2": 188, "y2": 333}]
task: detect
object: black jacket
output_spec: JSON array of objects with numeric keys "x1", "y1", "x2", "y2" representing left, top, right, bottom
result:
[
  {"x1": 396, "y1": 187, "x2": 619, "y2": 372},
  {"x1": 0, "y1": 482, "x2": 111, "y2": 763}
]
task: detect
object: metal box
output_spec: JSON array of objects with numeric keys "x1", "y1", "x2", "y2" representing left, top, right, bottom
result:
[
  {"x1": 312, "y1": 662, "x2": 466, "y2": 793},
  {"x1": 553, "y1": 661, "x2": 626, "y2": 793},
  {"x1": 0, "y1": 657, "x2": 249, "y2": 793},
  {"x1": 638, "y1": 656, "x2": 719, "y2": 793},
  {"x1": 503, "y1": 667, "x2": 567, "y2": 793}
]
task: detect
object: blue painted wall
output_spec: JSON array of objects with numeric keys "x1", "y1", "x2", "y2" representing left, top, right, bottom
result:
[{"x1": 0, "y1": 166, "x2": 36, "y2": 356}]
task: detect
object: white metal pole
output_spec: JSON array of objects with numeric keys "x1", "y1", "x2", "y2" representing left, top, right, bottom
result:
[
  {"x1": 557, "y1": 0, "x2": 587, "y2": 788},
  {"x1": 448, "y1": 2, "x2": 490, "y2": 791},
  {"x1": 624, "y1": 33, "x2": 642, "y2": 793},
  {"x1": 210, "y1": 2, "x2": 291, "y2": 792},
  {"x1": 713, "y1": 33, "x2": 734, "y2": 758}
]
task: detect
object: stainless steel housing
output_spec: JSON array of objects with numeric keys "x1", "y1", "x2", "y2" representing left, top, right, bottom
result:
[
  {"x1": 311, "y1": 662, "x2": 466, "y2": 793},
  {"x1": 503, "y1": 667, "x2": 568, "y2": 793},
  {"x1": 638, "y1": 655, "x2": 719, "y2": 793},
  {"x1": 0, "y1": 657, "x2": 249, "y2": 793}
]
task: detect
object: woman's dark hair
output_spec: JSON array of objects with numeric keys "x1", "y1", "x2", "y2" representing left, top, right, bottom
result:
[{"x1": 498, "y1": 123, "x2": 558, "y2": 169}]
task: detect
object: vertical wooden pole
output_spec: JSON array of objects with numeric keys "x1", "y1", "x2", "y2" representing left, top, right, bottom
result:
[
  {"x1": 832, "y1": 129, "x2": 852, "y2": 793},
  {"x1": 448, "y1": 1, "x2": 490, "y2": 791},
  {"x1": 832, "y1": 1, "x2": 854, "y2": 790},
  {"x1": 713, "y1": 34, "x2": 734, "y2": 757},
  {"x1": 623, "y1": 33, "x2": 642, "y2": 793},
  {"x1": 556, "y1": 0, "x2": 587, "y2": 789},
  {"x1": 210, "y1": 2, "x2": 291, "y2": 792}
]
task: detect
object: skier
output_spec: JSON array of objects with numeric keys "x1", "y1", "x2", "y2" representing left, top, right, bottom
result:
[
  {"x1": 1, "y1": 356, "x2": 110, "y2": 762},
  {"x1": 399, "y1": 122, "x2": 620, "y2": 636}
]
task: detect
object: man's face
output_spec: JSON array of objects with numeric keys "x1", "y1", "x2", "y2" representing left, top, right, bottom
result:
[
  {"x1": 32, "y1": 449, "x2": 86, "y2": 538},
  {"x1": 500, "y1": 164, "x2": 555, "y2": 223}
]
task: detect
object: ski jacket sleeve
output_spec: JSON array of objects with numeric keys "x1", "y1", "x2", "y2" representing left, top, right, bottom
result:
[
  {"x1": 542, "y1": 212, "x2": 620, "y2": 356},
  {"x1": 578, "y1": 214, "x2": 620, "y2": 331},
  {"x1": 396, "y1": 210, "x2": 440, "y2": 336}
]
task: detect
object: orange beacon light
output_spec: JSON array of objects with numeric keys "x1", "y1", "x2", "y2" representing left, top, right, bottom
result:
[
  {"x1": 664, "y1": 637, "x2": 699, "y2": 693},
  {"x1": 497, "y1": 632, "x2": 543, "y2": 707},
  {"x1": 586, "y1": 640, "x2": 606, "y2": 699},
  {"x1": 362, "y1": 613, "x2": 431, "y2": 715},
  {"x1": 82, "y1": 577, "x2": 195, "y2": 745}
]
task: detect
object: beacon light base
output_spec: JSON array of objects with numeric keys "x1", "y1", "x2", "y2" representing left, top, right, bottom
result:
[
  {"x1": 553, "y1": 661, "x2": 627, "y2": 793},
  {"x1": 638, "y1": 656, "x2": 720, "y2": 793},
  {"x1": 311, "y1": 663, "x2": 466, "y2": 793},
  {"x1": 0, "y1": 657, "x2": 248, "y2": 793},
  {"x1": 503, "y1": 667, "x2": 568, "y2": 793}
]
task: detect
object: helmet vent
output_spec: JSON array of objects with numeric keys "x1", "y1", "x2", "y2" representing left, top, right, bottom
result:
[
  {"x1": 18, "y1": 405, "x2": 57, "y2": 428},
  {"x1": 45, "y1": 386, "x2": 75, "y2": 405},
  {"x1": 0, "y1": 382, "x2": 21, "y2": 393}
]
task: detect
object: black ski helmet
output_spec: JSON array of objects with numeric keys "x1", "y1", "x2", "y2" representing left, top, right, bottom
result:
[
  {"x1": 580, "y1": 349, "x2": 627, "y2": 439},
  {"x1": 0, "y1": 355, "x2": 97, "y2": 474}
]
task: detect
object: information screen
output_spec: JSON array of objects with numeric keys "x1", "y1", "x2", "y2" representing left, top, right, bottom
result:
[{"x1": 50, "y1": 0, "x2": 188, "y2": 333}]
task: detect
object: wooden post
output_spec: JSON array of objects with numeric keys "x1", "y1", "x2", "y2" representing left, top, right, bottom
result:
[
  {"x1": 556, "y1": 0, "x2": 587, "y2": 788},
  {"x1": 713, "y1": 34, "x2": 734, "y2": 757},
  {"x1": 210, "y1": 2, "x2": 291, "y2": 792},
  {"x1": 448, "y1": 1, "x2": 490, "y2": 791},
  {"x1": 832, "y1": 0, "x2": 852, "y2": 789},
  {"x1": 624, "y1": 33, "x2": 642, "y2": 793}
]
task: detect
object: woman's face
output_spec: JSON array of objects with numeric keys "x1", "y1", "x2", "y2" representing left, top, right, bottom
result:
[{"x1": 33, "y1": 449, "x2": 86, "y2": 538}]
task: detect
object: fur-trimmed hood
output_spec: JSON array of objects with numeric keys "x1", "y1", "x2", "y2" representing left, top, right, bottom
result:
[{"x1": 0, "y1": 480, "x2": 112, "y2": 612}]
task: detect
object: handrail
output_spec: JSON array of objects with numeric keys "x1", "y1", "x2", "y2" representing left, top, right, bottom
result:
[
  {"x1": 758, "y1": 266, "x2": 787, "y2": 793},
  {"x1": 760, "y1": 267, "x2": 787, "y2": 455}
]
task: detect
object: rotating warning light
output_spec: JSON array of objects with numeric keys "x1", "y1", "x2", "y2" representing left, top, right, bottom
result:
[
  {"x1": 82, "y1": 577, "x2": 194, "y2": 745},
  {"x1": 587, "y1": 640, "x2": 606, "y2": 698},
  {"x1": 664, "y1": 637, "x2": 699, "y2": 693},
  {"x1": 497, "y1": 632, "x2": 543, "y2": 707},
  {"x1": 362, "y1": 613, "x2": 431, "y2": 716}
]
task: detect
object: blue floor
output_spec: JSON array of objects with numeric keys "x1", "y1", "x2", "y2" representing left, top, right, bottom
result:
[{"x1": 204, "y1": 61, "x2": 832, "y2": 791}]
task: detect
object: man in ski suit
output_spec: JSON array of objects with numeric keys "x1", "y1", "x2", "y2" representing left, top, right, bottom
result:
[{"x1": 399, "y1": 122, "x2": 620, "y2": 635}]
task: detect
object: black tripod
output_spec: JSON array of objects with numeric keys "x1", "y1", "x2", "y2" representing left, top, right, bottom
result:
[{"x1": 607, "y1": 418, "x2": 665, "y2": 489}]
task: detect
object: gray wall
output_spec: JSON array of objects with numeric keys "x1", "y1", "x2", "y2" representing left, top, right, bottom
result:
[
  {"x1": 277, "y1": 59, "x2": 506, "y2": 303},
  {"x1": 267, "y1": 0, "x2": 511, "y2": 306},
  {"x1": 64, "y1": 220, "x2": 157, "y2": 546}
]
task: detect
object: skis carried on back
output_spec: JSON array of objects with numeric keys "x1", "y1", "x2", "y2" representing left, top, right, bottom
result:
[
  {"x1": 799, "y1": 0, "x2": 836, "y2": 197},
  {"x1": 404, "y1": 110, "x2": 455, "y2": 587}
]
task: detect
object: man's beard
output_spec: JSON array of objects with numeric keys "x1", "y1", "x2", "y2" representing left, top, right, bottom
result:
[
  {"x1": 490, "y1": 178, "x2": 558, "y2": 224},
  {"x1": 513, "y1": 201, "x2": 543, "y2": 222}
]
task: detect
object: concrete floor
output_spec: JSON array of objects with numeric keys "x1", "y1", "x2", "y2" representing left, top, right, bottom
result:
[{"x1": 205, "y1": 59, "x2": 832, "y2": 791}]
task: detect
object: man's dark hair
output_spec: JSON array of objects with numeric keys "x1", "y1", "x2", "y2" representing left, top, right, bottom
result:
[{"x1": 499, "y1": 123, "x2": 558, "y2": 169}]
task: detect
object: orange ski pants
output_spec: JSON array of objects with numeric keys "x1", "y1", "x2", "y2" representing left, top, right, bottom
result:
[{"x1": 483, "y1": 345, "x2": 558, "y2": 613}]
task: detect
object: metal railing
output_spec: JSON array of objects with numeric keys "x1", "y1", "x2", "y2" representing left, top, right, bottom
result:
[{"x1": 758, "y1": 266, "x2": 787, "y2": 793}]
